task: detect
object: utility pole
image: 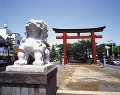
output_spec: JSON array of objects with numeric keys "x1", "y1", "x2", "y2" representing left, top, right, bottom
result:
[{"x1": 108, "y1": 40, "x2": 114, "y2": 59}]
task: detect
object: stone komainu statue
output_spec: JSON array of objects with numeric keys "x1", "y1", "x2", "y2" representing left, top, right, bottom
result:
[{"x1": 14, "y1": 19, "x2": 50, "y2": 66}]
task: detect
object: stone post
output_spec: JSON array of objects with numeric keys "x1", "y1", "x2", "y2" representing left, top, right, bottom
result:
[{"x1": 62, "y1": 53, "x2": 64, "y2": 66}]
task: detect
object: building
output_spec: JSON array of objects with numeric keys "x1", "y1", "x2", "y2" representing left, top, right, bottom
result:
[
  {"x1": 10, "y1": 33, "x2": 22, "y2": 53},
  {"x1": 0, "y1": 24, "x2": 22, "y2": 60}
]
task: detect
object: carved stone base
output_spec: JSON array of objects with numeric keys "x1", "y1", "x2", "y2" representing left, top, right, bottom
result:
[
  {"x1": 0, "y1": 66, "x2": 57, "y2": 95},
  {"x1": 6, "y1": 64, "x2": 53, "y2": 72}
]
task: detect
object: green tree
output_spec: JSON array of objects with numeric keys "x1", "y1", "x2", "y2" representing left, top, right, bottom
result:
[
  {"x1": 114, "y1": 46, "x2": 120, "y2": 58},
  {"x1": 56, "y1": 44, "x2": 63, "y2": 56},
  {"x1": 4, "y1": 34, "x2": 14, "y2": 63},
  {"x1": 45, "y1": 42, "x2": 50, "y2": 50},
  {"x1": 55, "y1": 44, "x2": 63, "y2": 62},
  {"x1": 67, "y1": 43, "x2": 74, "y2": 62},
  {"x1": 73, "y1": 39, "x2": 92, "y2": 63},
  {"x1": 50, "y1": 45, "x2": 57, "y2": 61},
  {"x1": 96, "y1": 43, "x2": 106, "y2": 60},
  {"x1": 56, "y1": 43, "x2": 74, "y2": 62}
]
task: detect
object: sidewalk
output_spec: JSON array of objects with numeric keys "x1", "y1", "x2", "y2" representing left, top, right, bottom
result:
[{"x1": 57, "y1": 64, "x2": 120, "y2": 94}]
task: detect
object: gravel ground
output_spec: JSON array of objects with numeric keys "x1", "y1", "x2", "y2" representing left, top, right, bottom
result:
[{"x1": 57, "y1": 64, "x2": 120, "y2": 92}]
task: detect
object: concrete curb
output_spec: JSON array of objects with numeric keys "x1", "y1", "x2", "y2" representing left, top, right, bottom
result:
[{"x1": 57, "y1": 90, "x2": 120, "y2": 95}]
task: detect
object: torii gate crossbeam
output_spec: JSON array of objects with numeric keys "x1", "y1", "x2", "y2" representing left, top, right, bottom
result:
[{"x1": 53, "y1": 26, "x2": 106, "y2": 65}]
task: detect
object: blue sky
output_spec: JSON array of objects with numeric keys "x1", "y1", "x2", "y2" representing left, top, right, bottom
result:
[{"x1": 0, "y1": 0, "x2": 120, "y2": 46}]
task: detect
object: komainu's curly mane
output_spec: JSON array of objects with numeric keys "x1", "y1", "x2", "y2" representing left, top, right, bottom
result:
[{"x1": 25, "y1": 19, "x2": 48, "y2": 43}]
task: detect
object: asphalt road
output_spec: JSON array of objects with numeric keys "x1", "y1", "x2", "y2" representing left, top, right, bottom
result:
[{"x1": 105, "y1": 64, "x2": 120, "y2": 70}]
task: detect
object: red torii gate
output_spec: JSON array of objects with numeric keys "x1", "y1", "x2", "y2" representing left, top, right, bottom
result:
[{"x1": 53, "y1": 26, "x2": 106, "y2": 65}]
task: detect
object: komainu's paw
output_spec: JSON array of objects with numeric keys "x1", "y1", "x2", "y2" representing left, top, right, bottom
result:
[
  {"x1": 33, "y1": 60, "x2": 44, "y2": 66},
  {"x1": 14, "y1": 60, "x2": 27, "y2": 66}
]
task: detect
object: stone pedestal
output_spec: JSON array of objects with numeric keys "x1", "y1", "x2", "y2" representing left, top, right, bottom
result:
[
  {"x1": 6, "y1": 64, "x2": 53, "y2": 72},
  {"x1": 0, "y1": 66, "x2": 57, "y2": 95}
]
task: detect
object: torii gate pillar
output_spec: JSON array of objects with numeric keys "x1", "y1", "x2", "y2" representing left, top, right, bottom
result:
[
  {"x1": 63, "y1": 32, "x2": 67, "y2": 65},
  {"x1": 91, "y1": 31, "x2": 97, "y2": 65}
]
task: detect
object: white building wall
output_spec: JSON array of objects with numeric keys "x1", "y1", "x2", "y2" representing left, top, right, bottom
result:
[
  {"x1": 13, "y1": 33, "x2": 22, "y2": 47},
  {"x1": 0, "y1": 29, "x2": 8, "y2": 39},
  {"x1": 0, "y1": 27, "x2": 22, "y2": 57}
]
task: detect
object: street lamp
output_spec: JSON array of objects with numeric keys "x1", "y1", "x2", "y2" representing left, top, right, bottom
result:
[{"x1": 108, "y1": 40, "x2": 114, "y2": 59}]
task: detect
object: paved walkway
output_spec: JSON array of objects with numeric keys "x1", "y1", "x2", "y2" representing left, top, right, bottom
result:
[{"x1": 57, "y1": 64, "x2": 120, "y2": 94}]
